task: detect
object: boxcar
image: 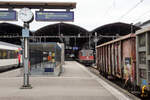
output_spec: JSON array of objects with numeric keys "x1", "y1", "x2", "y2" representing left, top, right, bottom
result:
[{"x1": 96, "y1": 34, "x2": 136, "y2": 85}]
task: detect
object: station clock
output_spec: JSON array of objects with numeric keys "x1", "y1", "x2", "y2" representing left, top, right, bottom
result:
[{"x1": 18, "y1": 8, "x2": 33, "y2": 23}]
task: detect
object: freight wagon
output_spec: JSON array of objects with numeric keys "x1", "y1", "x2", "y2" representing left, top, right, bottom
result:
[
  {"x1": 97, "y1": 30, "x2": 150, "y2": 96},
  {"x1": 96, "y1": 34, "x2": 137, "y2": 92}
]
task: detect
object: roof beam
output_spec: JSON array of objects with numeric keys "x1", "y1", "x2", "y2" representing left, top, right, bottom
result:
[
  {"x1": 0, "y1": 1, "x2": 76, "y2": 9},
  {"x1": 0, "y1": 35, "x2": 89, "y2": 38}
]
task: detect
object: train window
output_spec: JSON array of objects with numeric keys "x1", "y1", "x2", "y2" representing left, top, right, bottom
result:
[
  {"x1": 12, "y1": 51, "x2": 17, "y2": 59},
  {"x1": 11, "y1": 51, "x2": 14, "y2": 59},
  {"x1": 79, "y1": 52, "x2": 82, "y2": 56},
  {"x1": 3, "y1": 50, "x2": 7, "y2": 59},
  {"x1": 0, "y1": 50, "x2": 4, "y2": 59},
  {"x1": 12, "y1": 51, "x2": 15, "y2": 58},
  {"x1": 9, "y1": 50, "x2": 12, "y2": 59},
  {"x1": 15, "y1": 51, "x2": 18, "y2": 58},
  {"x1": 139, "y1": 69, "x2": 147, "y2": 79},
  {"x1": 139, "y1": 52, "x2": 146, "y2": 64},
  {"x1": 7, "y1": 50, "x2": 11, "y2": 59},
  {"x1": 20, "y1": 50, "x2": 23, "y2": 55},
  {"x1": 89, "y1": 52, "x2": 93, "y2": 56},
  {"x1": 82, "y1": 51, "x2": 86, "y2": 56},
  {"x1": 13, "y1": 51, "x2": 16, "y2": 58},
  {"x1": 139, "y1": 34, "x2": 146, "y2": 47},
  {"x1": 0, "y1": 49, "x2": 18, "y2": 59},
  {"x1": 7, "y1": 50, "x2": 16, "y2": 59}
]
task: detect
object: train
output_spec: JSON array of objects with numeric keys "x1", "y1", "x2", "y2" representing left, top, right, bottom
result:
[
  {"x1": 0, "y1": 41, "x2": 22, "y2": 71},
  {"x1": 96, "y1": 27, "x2": 150, "y2": 97},
  {"x1": 78, "y1": 49, "x2": 94, "y2": 65}
]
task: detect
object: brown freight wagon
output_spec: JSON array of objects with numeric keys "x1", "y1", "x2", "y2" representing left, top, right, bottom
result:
[{"x1": 96, "y1": 33, "x2": 136, "y2": 85}]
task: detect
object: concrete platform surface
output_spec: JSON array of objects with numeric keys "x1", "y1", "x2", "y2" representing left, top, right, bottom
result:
[{"x1": 0, "y1": 61, "x2": 133, "y2": 100}]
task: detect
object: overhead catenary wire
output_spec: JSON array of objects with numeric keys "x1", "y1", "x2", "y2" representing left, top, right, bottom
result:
[
  {"x1": 104, "y1": 0, "x2": 116, "y2": 17},
  {"x1": 132, "y1": 9, "x2": 150, "y2": 24},
  {"x1": 118, "y1": 0, "x2": 144, "y2": 21}
]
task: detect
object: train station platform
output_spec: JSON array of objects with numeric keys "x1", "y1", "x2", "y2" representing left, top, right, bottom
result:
[{"x1": 0, "y1": 61, "x2": 133, "y2": 100}]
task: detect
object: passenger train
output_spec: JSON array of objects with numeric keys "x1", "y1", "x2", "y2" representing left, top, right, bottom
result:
[
  {"x1": 96, "y1": 27, "x2": 150, "y2": 97},
  {"x1": 0, "y1": 41, "x2": 22, "y2": 71}
]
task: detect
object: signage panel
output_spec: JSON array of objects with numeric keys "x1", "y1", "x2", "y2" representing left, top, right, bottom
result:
[
  {"x1": 0, "y1": 11, "x2": 17, "y2": 21},
  {"x1": 73, "y1": 47, "x2": 78, "y2": 50},
  {"x1": 35, "y1": 11, "x2": 74, "y2": 21},
  {"x1": 22, "y1": 29, "x2": 29, "y2": 37}
]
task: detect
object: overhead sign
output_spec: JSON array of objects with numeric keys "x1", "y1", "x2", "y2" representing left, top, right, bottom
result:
[
  {"x1": 22, "y1": 29, "x2": 29, "y2": 37},
  {"x1": 0, "y1": 11, "x2": 17, "y2": 21},
  {"x1": 73, "y1": 47, "x2": 78, "y2": 50},
  {"x1": 35, "y1": 11, "x2": 74, "y2": 21}
]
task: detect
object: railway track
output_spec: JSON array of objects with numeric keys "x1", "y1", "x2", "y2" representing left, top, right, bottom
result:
[{"x1": 87, "y1": 66, "x2": 150, "y2": 100}]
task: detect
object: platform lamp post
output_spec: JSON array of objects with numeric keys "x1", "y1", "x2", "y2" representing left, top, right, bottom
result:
[{"x1": 18, "y1": 8, "x2": 34, "y2": 89}]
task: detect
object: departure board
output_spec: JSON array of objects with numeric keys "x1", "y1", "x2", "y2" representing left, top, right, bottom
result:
[
  {"x1": 35, "y1": 11, "x2": 74, "y2": 21},
  {"x1": 0, "y1": 11, "x2": 17, "y2": 21}
]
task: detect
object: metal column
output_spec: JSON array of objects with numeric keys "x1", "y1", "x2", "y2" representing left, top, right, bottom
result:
[{"x1": 21, "y1": 22, "x2": 32, "y2": 89}]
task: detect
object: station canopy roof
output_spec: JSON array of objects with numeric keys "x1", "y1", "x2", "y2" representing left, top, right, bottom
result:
[
  {"x1": 34, "y1": 23, "x2": 89, "y2": 48},
  {"x1": 91, "y1": 22, "x2": 140, "y2": 45},
  {"x1": 0, "y1": 23, "x2": 23, "y2": 45},
  {"x1": 0, "y1": 22, "x2": 140, "y2": 48},
  {"x1": 35, "y1": 23, "x2": 88, "y2": 36}
]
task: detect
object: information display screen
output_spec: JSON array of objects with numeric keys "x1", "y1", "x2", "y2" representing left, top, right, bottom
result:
[
  {"x1": 0, "y1": 11, "x2": 17, "y2": 21},
  {"x1": 35, "y1": 11, "x2": 74, "y2": 21}
]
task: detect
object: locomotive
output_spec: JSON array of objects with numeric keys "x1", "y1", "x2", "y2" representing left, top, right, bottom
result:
[
  {"x1": 96, "y1": 27, "x2": 150, "y2": 97},
  {"x1": 78, "y1": 49, "x2": 94, "y2": 65}
]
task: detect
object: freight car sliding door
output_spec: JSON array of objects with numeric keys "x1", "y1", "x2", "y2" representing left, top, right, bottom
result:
[
  {"x1": 118, "y1": 41, "x2": 122, "y2": 78},
  {"x1": 103, "y1": 47, "x2": 106, "y2": 73},
  {"x1": 108, "y1": 45, "x2": 111, "y2": 75},
  {"x1": 112, "y1": 44, "x2": 115, "y2": 76},
  {"x1": 122, "y1": 39, "x2": 132, "y2": 81},
  {"x1": 105, "y1": 46, "x2": 107, "y2": 73},
  {"x1": 109, "y1": 45, "x2": 112, "y2": 75},
  {"x1": 114, "y1": 43, "x2": 117, "y2": 76},
  {"x1": 100, "y1": 48, "x2": 102, "y2": 71},
  {"x1": 131, "y1": 38, "x2": 136, "y2": 83},
  {"x1": 115, "y1": 42, "x2": 122, "y2": 78},
  {"x1": 102, "y1": 47, "x2": 105, "y2": 73}
]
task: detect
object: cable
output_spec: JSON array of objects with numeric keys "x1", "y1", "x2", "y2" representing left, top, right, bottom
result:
[
  {"x1": 132, "y1": 9, "x2": 150, "y2": 23},
  {"x1": 118, "y1": 0, "x2": 144, "y2": 20},
  {"x1": 104, "y1": 0, "x2": 116, "y2": 17}
]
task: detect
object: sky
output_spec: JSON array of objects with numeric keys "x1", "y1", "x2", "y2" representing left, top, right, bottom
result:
[{"x1": 0, "y1": 0, "x2": 150, "y2": 31}]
